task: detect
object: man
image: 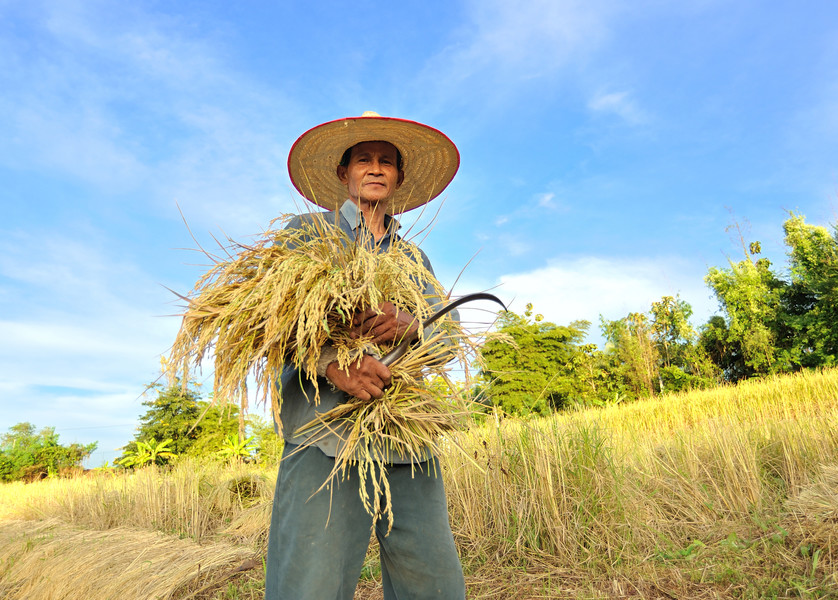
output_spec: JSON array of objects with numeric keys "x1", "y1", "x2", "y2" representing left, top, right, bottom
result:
[{"x1": 265, "y1": 112, "x2": 466, "y2": 599}]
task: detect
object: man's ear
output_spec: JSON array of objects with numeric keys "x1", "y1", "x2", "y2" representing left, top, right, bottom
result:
[
  {"x1": 396, "y1": 169, "x2": 405, "y2": 188},
  {"x1": 336, "y1": 164, "x2": 348, "y2": 184}
]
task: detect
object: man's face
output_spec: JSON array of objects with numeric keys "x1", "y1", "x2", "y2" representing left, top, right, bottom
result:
[{"x1": 336, "y1": 141, "x2": 404, "y2": 205}]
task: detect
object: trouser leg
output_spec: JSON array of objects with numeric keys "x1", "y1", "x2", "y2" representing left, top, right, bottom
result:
[
  {"x1": 376, "y1": 458, "x2": 466, "y2": 600},
  {"x1": 264, "y1": 443, "x2": 373, "y2": 600}
]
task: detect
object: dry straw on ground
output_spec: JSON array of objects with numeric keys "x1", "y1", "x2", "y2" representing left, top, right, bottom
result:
[
  {"x1": 2, "y1": 370, "x2": 838, "y2": 598},
  {"x1": 168, "y1": 212, "x2": 483, "y2": 524},
  {"x1": 0, "y1": 519, "x2": 258, "y2": 600}
]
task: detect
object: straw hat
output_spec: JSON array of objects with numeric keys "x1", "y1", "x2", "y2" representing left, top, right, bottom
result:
[{"x1": 287, "y1": 111, "x2": 460, "y2": 214}]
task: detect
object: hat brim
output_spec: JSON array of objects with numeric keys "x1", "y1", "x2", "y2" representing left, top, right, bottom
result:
[{"x1": 287, "y1": 116, "x2": 459, "y2": 214}]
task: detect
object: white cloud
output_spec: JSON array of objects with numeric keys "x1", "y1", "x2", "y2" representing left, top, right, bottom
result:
[
  {"x1": 416, "y1": 0, "x2": 617, "y2": 104},
  {"x1": 489, "y1": 191, "x2": 569, "y2": 232},
  {"x1": 499, "y1": 235, "x2": 533, "y2": 257},
  {"x1": 0, "y1": 1, "x2": 304, "y2": 231},
  {"x1": 458, "y1": 255, "x2": 718, "y2": 341},
  {"x1": 0, "y1": 229, "x2": 178, "y2": 443},
  {"x1": 462, "y1": 0, "x2": 610, "y2": 74},
  {"x1": 588, "y1": 90, "x2": 647, "y2": 125}
]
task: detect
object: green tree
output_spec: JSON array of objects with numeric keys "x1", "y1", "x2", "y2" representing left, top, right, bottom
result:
[
  {"x1": 783, "y1": 213, "x2": 838, "y2": 367},
  {"x1": 601, "y1": 296, "x2": 717, "y2": 396},
  {"x1": 117, "y1": 444, "x2": 150, "y2": 468},
  {"x1": 650, "y1": 296, "x2": 694, "y2": 369},
  {"x1": 481, "y1": 304, "x2": 593, "y2": 416},
  {"x1": 186, "y1": 402, "x2": 242, "y2": 457},
  {"x1": 247, "y1": 415, "x2": 283, "y2": 464},
  {"x1": 119, "y1": 379, "x2": 239, "y2": 464},
  {"x1": 650, "y1": 295, "x2": 720, "y2": 391},
  {"x1": 569, "y1": 342, "x2": 624, "y2": 404},
  {"x1": 0, "y1": 422, "x2": 97, "y2": 482},
  {"x1": 704, "y1": 242, "x2": 786, "y2": 378},
  {"x1": 117, "y1": 438, "x2": 176, "y2": 468},
  {"x1": 697, "y1": 315, "x2": 747, "y2": 381},
  {"x1": 601, "y1": 312, "x2": 659, "y2": 397},
  {"x1": 216, "y1": 434, "x2": 257, "y2": 462}
]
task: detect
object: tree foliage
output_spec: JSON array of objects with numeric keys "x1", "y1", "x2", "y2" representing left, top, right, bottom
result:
[
  {"x1": 117, "y1": 437, "x2": 176, "y2": 468},
  {"x1": 704, "y1": 245, "x2": 784, "y2": 377},
  {"x1": 247, "y1": 415, "x2": 283, "y2": 464},
  {"x1": 119, "y1": 379, "x2": 240, "y2": 466},
  {"x1": 783, "y1": 214, "x2": 838, "y2": 367},
  {"x1": 701, "y1": 213, "x2": 838, "y2": 380},
  {"x1": 601, "y1": 312, "x2": 660, "y2": 397},
  {"x1": 481, "y1": 304, "x2": 611, "y2": 415},
  {"x1": 216, "y1": 434, "x2": 257, "y2": 463},
  {"x1": 118, "y1": 376, "x2": 283, "y2": 466},
  {"x1": 601, "y1": 296, "x2": 717, "y2": 397},
  {"x1": 0, "y1": 422, "x2": 97, "y2": 482}
]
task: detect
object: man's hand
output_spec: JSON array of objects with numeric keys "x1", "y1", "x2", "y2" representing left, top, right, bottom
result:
[
  {"x1": 325, "y1": 355, "x2": 391, "y2": 401},
  {"x1": 350, "y1": 301, "x2": 419, "y2": 345}
]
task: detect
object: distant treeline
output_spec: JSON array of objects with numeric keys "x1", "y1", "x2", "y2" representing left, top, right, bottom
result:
[
  {"x1": 0, "y1": 423, "x2": 97, "y2": 482},
  {"x1": 1, "y1": 382, "x2": 282, "y2": 483},
  {"x1": 481, "y1": 213, "x2": 838, "y2": 415}
]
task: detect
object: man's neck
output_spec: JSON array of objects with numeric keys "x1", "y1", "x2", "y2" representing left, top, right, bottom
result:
[{"x1": 355, "y1": 198, "x2": 388, "y2": 239}]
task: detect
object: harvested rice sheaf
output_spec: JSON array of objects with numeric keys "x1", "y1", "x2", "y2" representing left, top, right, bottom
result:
[{"x1": 169, "y1": 212, "x2": 481, "y2": 525}]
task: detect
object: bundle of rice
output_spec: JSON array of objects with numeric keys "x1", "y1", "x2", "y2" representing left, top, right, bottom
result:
[{"x1": 168, "y1": 212, "x2": 480, "y2": 525}]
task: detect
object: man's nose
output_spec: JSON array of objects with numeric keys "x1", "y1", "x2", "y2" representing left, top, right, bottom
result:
[{"x1": 368, "y1": 158, "x2": 383, "y2": 173}]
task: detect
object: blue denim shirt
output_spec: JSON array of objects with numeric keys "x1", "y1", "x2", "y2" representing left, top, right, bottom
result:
[{"x1": 277, "y1": 200, "x2": 457, "y2": 464}]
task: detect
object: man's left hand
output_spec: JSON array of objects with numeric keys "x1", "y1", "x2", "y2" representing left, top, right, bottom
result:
[{"x1": 351, "y1": 301, "x2": 419, "y2": 345}]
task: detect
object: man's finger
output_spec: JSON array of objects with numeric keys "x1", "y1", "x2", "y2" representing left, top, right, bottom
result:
[
  {"x1": 365, "y1": 357, "x2": 392, "y2": 385},
  {"x1": 352, "y1": 307, "x2": 380, "y2": 327}
]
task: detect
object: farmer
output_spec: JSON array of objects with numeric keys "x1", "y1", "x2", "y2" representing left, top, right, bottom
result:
[{"x1": 265, "y1": 112, "x2": 466, "y2": 599}]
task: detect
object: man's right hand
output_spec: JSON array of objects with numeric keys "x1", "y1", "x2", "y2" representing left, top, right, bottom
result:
[{"x1": 325, "y1": 355, "x2": 391, "y2": 401}]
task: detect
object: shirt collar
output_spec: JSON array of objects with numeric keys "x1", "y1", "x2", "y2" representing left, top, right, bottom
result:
[{"x1": 339, "y1": 199, "x2": 402, "y2": 234}]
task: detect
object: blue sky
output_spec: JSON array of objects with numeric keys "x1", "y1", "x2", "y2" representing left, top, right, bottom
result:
[{"x1": 2, "y1": 0, "x2": 837, "y2": 465}]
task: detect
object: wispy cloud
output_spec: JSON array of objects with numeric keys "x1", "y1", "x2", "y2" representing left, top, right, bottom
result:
[
  {"x1": 588, "y1": 90, "x2": 648, "y2": 125},
  {"x1": 415, "y1": 0, "x2": 617, "y2": 106},
  {"x1": 0, "y1": 1, "x2": 303, "y2": 231},
  {"x1": 536, "y1": 192, "x2": 570, "y2": 210},
  {"x1": 490, "y1": 191, "x2": 569, "y2": 230},
  {"x1": 460, "y1": 0, "x2": 610, "y2": 74},
  {"x1": 465, "y1": 255, "x2": 718, "y2": 336},
  {"x1": 0, "y1": 228, "x2": 178, "y2": 437}
]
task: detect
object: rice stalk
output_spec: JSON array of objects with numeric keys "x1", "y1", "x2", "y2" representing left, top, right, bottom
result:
[{"x1": 168, "y1": 211, "x2": 490, "y2": 527}]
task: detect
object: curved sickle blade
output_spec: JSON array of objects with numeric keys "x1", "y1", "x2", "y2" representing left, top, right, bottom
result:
[{"x1": 380, "y1": 292, "x2": 507, "y2": 367}]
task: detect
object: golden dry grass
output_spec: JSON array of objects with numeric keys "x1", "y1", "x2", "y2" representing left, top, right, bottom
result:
[
  {"x1": 443, "y1": 368, "x2": 838, "y2": 597},
  {"x1": 2, "y1": 369, "x2": 838, "y2": 598},
  {"x1": 0, "y1": 460, "x2": 273, "y2": 546},
  {"x1": 0, "y1": 519, "x2": 258, "y2": 600}
]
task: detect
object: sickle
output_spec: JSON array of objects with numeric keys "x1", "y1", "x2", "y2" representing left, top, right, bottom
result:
[{"x1": 379, "y1": 292, "x2": 507, "y2": 367}]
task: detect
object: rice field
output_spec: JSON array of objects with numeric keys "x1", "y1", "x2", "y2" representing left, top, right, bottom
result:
[{"x1": 2, "y1": 368, "x2": 837, "y2": 599}]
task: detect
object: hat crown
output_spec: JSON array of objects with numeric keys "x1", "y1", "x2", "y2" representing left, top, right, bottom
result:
[{"x1": 360, "y1": 111, "x2": 381, "y2": 117}]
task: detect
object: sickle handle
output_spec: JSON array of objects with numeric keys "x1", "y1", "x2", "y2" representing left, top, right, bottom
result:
[{"x1": 379, "y1": 292, "x2": 506, "y2": 367}]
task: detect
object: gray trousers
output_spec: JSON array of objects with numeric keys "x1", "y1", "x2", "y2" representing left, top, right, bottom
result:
[{"x1": 265, "y1": 443, "x2": 466, "y2": 600}]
